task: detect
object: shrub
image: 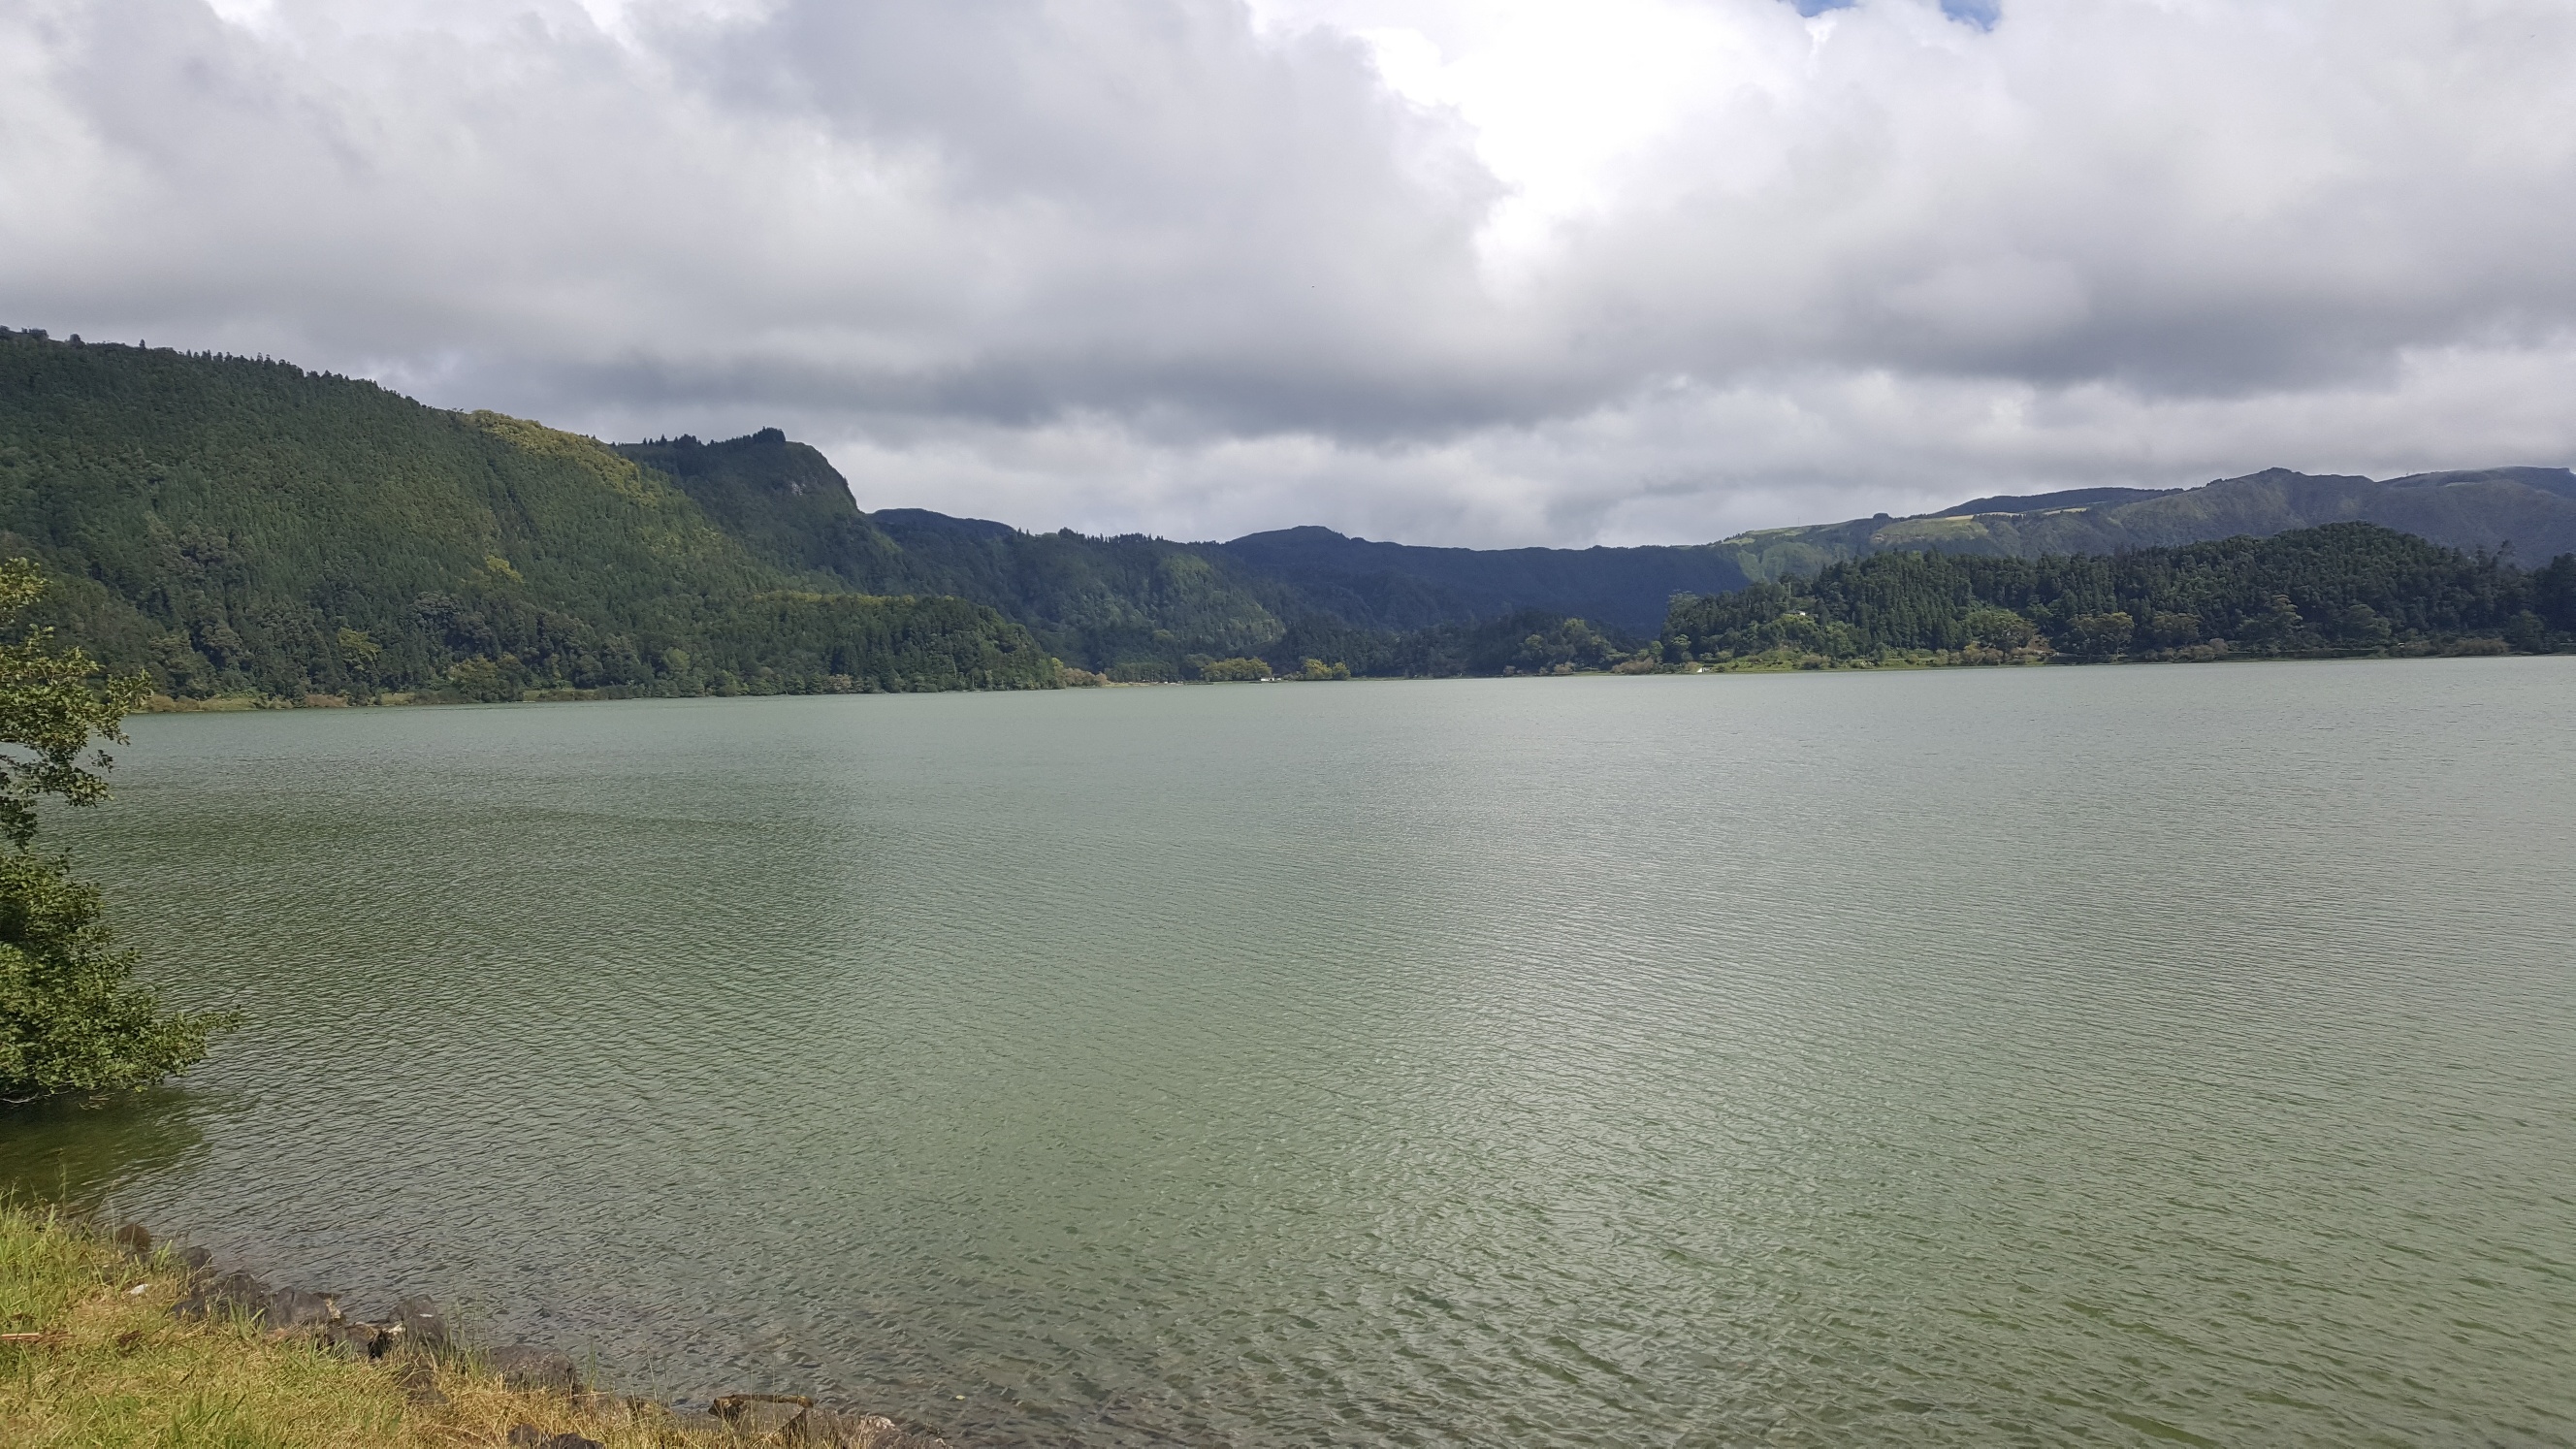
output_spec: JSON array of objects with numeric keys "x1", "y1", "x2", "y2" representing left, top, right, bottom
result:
[
  {"x1": 0, "y1": 558, "x2": 229, "y2": 1102},
  {"x1": 0, "y1": 851, "x2": 227, "y2": 1099},
  {"x1": 1199, "y1": 657, "x2": 1271, "y2": 682}
]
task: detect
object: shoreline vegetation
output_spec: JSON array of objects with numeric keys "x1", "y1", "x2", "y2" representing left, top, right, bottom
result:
[
  {"x1": 127, "y1": 530, "x2": 2571, "y2": 714},
  {"x1": 1654, "y1": 521, "x2": 2574, "y2": 674},
  {"x1": 119, "y1": 627, "x2": 2560, "y2": 712},
  {"x1": 0, "y1": 1205, "x2": 950, "y2": 1448},
  {"x1": 137, "y1": 624, "x2": 2560, "y2": 710}
]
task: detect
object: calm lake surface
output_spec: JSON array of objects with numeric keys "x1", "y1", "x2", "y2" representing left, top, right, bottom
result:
[{"x1": 7, "y1": 662, "x2": 2574, "y2": 1446}]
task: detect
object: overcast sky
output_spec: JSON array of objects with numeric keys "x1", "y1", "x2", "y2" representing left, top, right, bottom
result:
[{"x1": 6, "y1": 0, "x2": 2573, "y2": 546}]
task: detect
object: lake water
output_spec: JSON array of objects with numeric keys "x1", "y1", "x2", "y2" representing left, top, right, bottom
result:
[{"x1": 6, "y1": 662, "x2": 2573, "y2": 1446}]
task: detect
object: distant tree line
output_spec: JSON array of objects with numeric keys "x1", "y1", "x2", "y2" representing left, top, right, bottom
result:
[
  {"x1": 1064, "y1": 611, "x2": 1645, "y2": 683},
  {"x1": 1660, "y1": 524, "x2": 2576, "y2": 668}
]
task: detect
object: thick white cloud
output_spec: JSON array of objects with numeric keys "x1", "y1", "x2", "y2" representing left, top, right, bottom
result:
[{"x1": 3, "y1": 0, "x2": 2572, "y2": 545}]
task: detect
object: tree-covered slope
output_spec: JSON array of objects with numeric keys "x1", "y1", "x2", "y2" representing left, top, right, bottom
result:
[
  {"x1": 1665, "y1": 523, "x2": 2576, "y2": 666},
  {"x1": 0, "y1": 331, "x2": 1055, "y2": 699},
  {"x1": 15, "y1": 327, "x2": 2563, "y2": 697},
  {"x1": 1716, "y1": 467, "x2": 2576, "y2": 581},
  {"x1": 611, "y1": 431, "x2": 2576, "y2": 680},
  {"x1": 868, "y1": 508, "x2": 1291, "y2": 666},
  {"x1": 610, "y1": 434, "x2": 1294, "y2": 673},
  {"x1": 615, "y1": 430, "x2": 905, "y2": 589},
  {"x1": 611, "y1": 430, "x2": 1745, "y2": 677},
  {"x1": 1205, "y1": 527, "x2": 1749, "y2": 632}
]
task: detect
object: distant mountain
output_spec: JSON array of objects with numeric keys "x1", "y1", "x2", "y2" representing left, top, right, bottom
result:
[
  {"x1": 1714, "y1": 467, "x2": 2576, "y2": 582},
  {"x1": 628, "y1": 430, "x2": 2576, "y2": 677},
  {"x1": 0, "y1": 331, "x2": 1055, "y2": 700},
  {"x1": 10, "y1": 324, "x2": 2566, "y2": 698},
  {"x1": 617, "y1": 428, "x2": 903, "y2": 587},
  {"x1": 1207, "y1": 526, "x2": 1748, "y2": 633},
  {"x1": 610, "y1": 431, "x2": 1734, "y2": 672},
  {"x1": 606, "y1": 437, "x2": 1293, "y2": 674},
  {"x1": 1933, "y1": 486, "x2": 2179, "y2": 516}
]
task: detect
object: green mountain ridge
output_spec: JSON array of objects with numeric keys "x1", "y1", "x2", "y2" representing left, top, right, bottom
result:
[
  {"x1": 625, "y1": 420, "x2": 2575, "y2": 671},
  {"x1": 1664, "y1": 522, "x2": 2576, "y2": 668},
  {"x1": 0, "y1": 332, "x2": 1056, "y2": 699},
  {"x1": 608, "y1": 434, "x2": 1292, "y2": 675},
  {"x1": 4, "y1": 324, "x2": 2568, "y2": 699},
  {"x1": 606, "y1": 431, "x2": 1748, "y2": 672},
  {"x1": 1715, "y1": 466, "x2": 2576, "y2": 582}
]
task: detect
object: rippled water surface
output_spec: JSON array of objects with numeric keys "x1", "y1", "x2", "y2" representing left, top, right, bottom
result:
[{"x1": 8, "y1": 662, "x2": 2575, "y2": 1446}]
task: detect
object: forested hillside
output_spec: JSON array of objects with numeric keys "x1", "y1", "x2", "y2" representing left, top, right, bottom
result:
[
  {"x1": 1, "y1": 334, "x2": 1623, "y2": 694},
  {"x1": 1207, "y1": 527, "x2": 1748, "y2": 632},
  {"x1": 615, "y1": 433, "x2": 1298, "y2": 674},
  {"x1": 610, "y1": 431, "x2": 1740, "y2": 673},
  {"x1": 1663, "y1": 523, "x2": 2576, "y2": 668},
  {"x1": 1716, "y1": 467, "x2": 2576, "y2": 581},
  {"x1": 866, "y1": 508, "x2": 1292, "y2": 670},
  {"x1": 9, "y1": 328, "x2": 2566, "y2": 700},
  {"x1": 0, "y1": 331, "x2": 1056, "y2": 699}
]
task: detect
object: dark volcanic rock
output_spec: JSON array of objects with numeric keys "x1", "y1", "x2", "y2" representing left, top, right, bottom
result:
[
  {"x1": 178, "y1": 1246, "x2": 212, "y2": 1271},
  {"x1": 324, "y1": 1321, "x2": 383, "y2": 1361},
  {"x1": 489, "y1": 1342, "x2": 581, "y2": 1394},
  {"x1": 263, "y1": 1287, "x2": 339, "y2": 1331},
  {"x1": 174, "y1": 1271, "x2": 272, "y2": 1322},
  {"x1": 385, "y1": 1297, "x2": 448, "y2": 1354},
  {"x1": 113, "y1": 1223, "x2": 152, "y2": 1256}
]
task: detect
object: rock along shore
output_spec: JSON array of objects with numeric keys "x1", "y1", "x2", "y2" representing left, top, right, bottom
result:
[{"x1": 117, "y1": 1221, "x2": 957, "y2": 1449}]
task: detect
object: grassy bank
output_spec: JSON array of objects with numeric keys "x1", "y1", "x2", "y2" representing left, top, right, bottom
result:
[{"x1": 0, "y1": 1206, "x2": 911, "y2": 1447}]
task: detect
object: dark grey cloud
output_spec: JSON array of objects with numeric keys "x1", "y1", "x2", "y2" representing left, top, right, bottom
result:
[{"x1": 3, "y1": 0, "x2": 2572, "y2": 545}]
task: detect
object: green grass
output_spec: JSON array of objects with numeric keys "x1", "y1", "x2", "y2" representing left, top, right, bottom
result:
[{"x1": 0, "y1": 1205, "x2": 733, "y2": 1448}]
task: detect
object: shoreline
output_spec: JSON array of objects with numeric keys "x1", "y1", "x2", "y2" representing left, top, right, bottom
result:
[
  {"x1": 0, "y1": 1205, "x2": 960, "y2": 1448},
  {"x1": 128, "y1": 635, "x2": 2561, "y2": 713}
]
